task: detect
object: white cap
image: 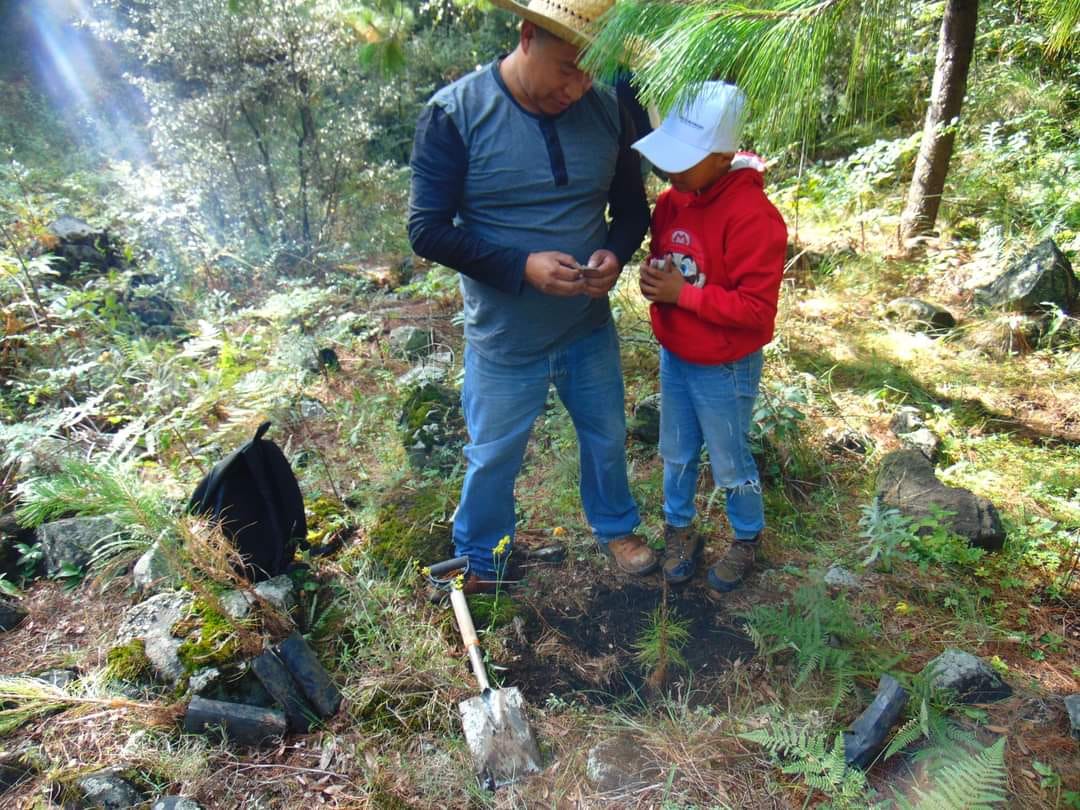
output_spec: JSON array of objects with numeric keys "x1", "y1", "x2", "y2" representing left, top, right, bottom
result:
[{"x1": 632, "y1": 82, "x2": 747, "y2": 174}]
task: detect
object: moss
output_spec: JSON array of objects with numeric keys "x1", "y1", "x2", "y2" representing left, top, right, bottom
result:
[
  {"x1": 306, "y1": 495, "x2": 349, "y2": 548},
  {"x1": 105, "y1": 639, "x2": 152, "y2": 682},
  {"x1": 174, "y1": 599, "x2": 244, "y2": 672},
  {"x1": 365, "y1": 486, "x2": 453, "y2": 576},
  {"x1": 466, "y1": 593, "x2": 518, "y2": 629}
]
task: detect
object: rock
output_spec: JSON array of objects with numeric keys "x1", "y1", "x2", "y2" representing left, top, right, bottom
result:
[
  {"x1": 844, "y1": 674, "x2": 909, "y2": 768},
  {"x1": 0, "y1": 598, "x2": 27, "y2": 631},
  {"x1": 254, "y1": 575, "x2": 296, "y2": 615},
  {"x1": 824, "y1": 566, "x2": 860, "y2": 590},
  {"x1": 133, "y1": 542, "x2": 176, "y2": 595},
  {"x1": 1065, "y1": 694, "x2": 1080, "y2": 740},
  {"x1": 889, "y1": 406, "x2": 925, "y2": 436},
  {"x1": 975, "y1": 238, "x2": 1078, "y2": 314},
  {"x1": 965, "y1": 312, "x2": 1045, "y2": 357},
  {"x1": 116, "y1": 591, "x2": 194, "y2": 685},
  {"x1": 124, "y1": 274, "x2": 174, "y2": 329},
  {"x1": 152, "y1": 799, "x2": 203, "y2": 810},
  {"x1": 398, "y1": 382, "x2": 464, "y2": 472},
  {"x1": 35, "y1": 669, "x2": 78, "y2": 689},
  {"x1": 897, "y1": 427, "x2": 941, "y2": 461},
  {"x1": 299, "y1": 398, "x2": 328, "y2": 421},
  {"x1": 877, "y1": 451, "x2": 1005, "y2": 551},
  {"x1": 74, "y1": 769, "x2": 144, "y2": 809},
  {"x1": 628, "y1": 393, "x2": 661, "y2": 445},
  {"x1": 585, "y1": 733, "x2": 663, "y2": 794},
  {"x1": 388, "y1": 325, "x2": 431, "y2": 359},
  {"x1": 37, "y1": 516, "x2": 121, "y2": 577},
  {"x1": 183, "y1": 697, "x2": 287, "y2": 746},
  {"x1": 0, "y1": 749, "x2": 40, "y2": 793},
  {"x1": 317, "y1": 347, "x2": 339, "y2": 371},
  {"x1": 885, "y1": 297, "x2": 956, "y2": 333},
  {"x1": 0, "y1": 512, "x2": 34, "y2": 580},
  {"x1": 396, "y1": 364, "x2": 447, "y2": 387},
  {"x1": 924, "y1": 649, "x2": 1012, "y2": 703},
  {"x1": 275, "y1": 631, "x2": 342, "y2": 719},
  {"x1": 188, "y1": 667, "x2": 221, "y2": 696},
  {"x1": 46, "y1": 216, "x2": 119, "y2": 280},
  {"x1": 823, "y1": 427, "x2": 869, "y2": 456}
]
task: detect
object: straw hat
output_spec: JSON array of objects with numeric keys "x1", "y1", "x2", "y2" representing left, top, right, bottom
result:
[{"x1": 489, "y1": 0, "x2": 613, "y2": 48}]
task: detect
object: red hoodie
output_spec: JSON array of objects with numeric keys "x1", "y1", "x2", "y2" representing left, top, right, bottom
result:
[{"x1": 647, "y1": 159, "x2": 787, "y2": 365}]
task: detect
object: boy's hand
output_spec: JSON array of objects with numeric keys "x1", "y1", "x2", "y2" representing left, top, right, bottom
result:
[
  {"x1": 639, "y1": 257, "x2": 685, "y2": 304},
  {"x1": 580, "y1": 249, "x2": 621, "y2": 299}
]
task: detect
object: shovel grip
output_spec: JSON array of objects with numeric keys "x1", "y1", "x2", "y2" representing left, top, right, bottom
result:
[{"x1": 450, "y1": 588, "x2": 490, "y2": 691}]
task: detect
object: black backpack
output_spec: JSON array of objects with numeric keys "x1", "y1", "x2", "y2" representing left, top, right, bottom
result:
[{"x1": 187, "y1": 422, "x2": 308, "y2": 582}]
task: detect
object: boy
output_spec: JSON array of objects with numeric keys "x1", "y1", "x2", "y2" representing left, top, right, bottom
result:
[{"x1": 632, "y1": 82, "x2": 787, "y2": 594}]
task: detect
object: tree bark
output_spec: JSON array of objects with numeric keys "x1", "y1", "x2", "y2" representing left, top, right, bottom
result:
[{"x1": 899, "y1": 0, "x2": 979, "y2": 243}]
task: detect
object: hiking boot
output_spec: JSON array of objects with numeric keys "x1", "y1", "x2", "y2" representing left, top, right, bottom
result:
[
  {"x1": 661, "y1": 524, "x2": 703, "y2": 585},
  {"x1": 600, "y1": 534, "x2": 659, "y2": 575},
  {"x1": 707, "y1": 539, "x2": 758, "y2": 593}
]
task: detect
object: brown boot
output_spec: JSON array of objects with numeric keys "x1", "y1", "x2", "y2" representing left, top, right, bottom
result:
[
  {"x1": 601, "y1": 534, "x2": 659, "y2": 575},
  {"x1": 707, "y1": 539, "x2": 758, "y2": 593},
  {"x1": 661, "y1": 524, "x2": 702, "y2": 585}
]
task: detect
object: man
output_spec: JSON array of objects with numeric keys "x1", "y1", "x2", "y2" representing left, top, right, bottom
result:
[{"x1": 408, "y1": 0, "x2": 656, "y2": 592}]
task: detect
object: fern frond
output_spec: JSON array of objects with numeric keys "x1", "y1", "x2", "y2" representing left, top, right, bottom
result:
[{"x1": 906, "y1": 737, "x2": 1008, "y2": 809}]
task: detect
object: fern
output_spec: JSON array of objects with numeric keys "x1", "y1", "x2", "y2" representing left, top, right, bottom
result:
[
  {"x1": 892, "y1": 737, "x2": 1008, "y2": 809},
  {"x1": 741, "y1": 719, "x2": 875, "y2": 808},
  {"x1": 884, "y1": 675, "x2": 977, "y2": 762}
]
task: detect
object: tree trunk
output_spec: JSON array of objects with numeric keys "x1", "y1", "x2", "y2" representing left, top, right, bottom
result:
[{"x1": 899, "y1": 0, "x2": 979, "y2": 244}]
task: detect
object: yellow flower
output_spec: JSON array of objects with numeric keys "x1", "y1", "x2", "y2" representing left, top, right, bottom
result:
[
  {"x1": 894, "y1": 601, "x2": 912, "y2": 616},
  {"x1": 552, "y1": 526, "x2": 566, "y2": 538},
  {"x1": 493, "y1": 535, "x2": 510, "y2": 557},
  {"x1": 453, "y1": 574, "x2": 465, "y2": 591},
  {"x1": 420, "y1": 566, "x2": 431, "y2": 578}
]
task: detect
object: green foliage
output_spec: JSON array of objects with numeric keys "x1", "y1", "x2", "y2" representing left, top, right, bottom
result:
[
  {"x1": 364, "y1": 486, "x2": 454, "y2": 576},
  {"x1": 106, "y1": 638, "x2": 153, "y2": 682},
  {"x1": 175, "y1": 599, "x2": 250, "y2": 672},
  {"x1": 741, "y1": 582, "x2": 870, "y2": 708},
  {"x1": 858, "y1": 498, "x2": 916, "y2": 572},
  {"x1": 634, "y1": 602, "x2": 692, "y2": 676},
  {"x1": 740, "y1": 719, "x2": 872, "y2": 808},
  {"x1": 892, "y1": 737, "x2": 1008, "y2": 809}
]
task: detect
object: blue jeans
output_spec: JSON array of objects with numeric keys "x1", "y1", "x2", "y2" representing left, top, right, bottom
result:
[
  {"x1": 660, "y1": 347, "x2": 764, "y2": 540},
  {"x1": 453, "y1": 320, "x2": 639, "y2": 576}
]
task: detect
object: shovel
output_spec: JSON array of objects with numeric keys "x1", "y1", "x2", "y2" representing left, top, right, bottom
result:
[{"x1": 427, "y1": 556, "x2": 543, "y2": 790}]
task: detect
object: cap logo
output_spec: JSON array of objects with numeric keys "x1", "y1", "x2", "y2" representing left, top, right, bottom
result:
[
  {"x1": 678, "y1": 116, "x2": 704, "y2": 130},
  {"x1": 671, "y1": 229, "x2": 691, "y2": 246}
]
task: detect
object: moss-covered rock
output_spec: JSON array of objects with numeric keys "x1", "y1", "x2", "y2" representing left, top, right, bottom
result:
[
  {"x1": 105, "y1": 638, "x2": 152, "y2": 682},
  {"x1": 365, "y1": 486, "x2": 454, "y2": 576},
  {"x1": 397, "y1": 382, "x2": 464, "y2": 472},
  {"x1": 174, "y1": 598, "x2": 251, "y2": 672}
]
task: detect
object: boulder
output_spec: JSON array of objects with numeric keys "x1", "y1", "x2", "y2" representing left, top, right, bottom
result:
[
  {"x1": 37, "y1": 516, "x2": 121, "y2": 577},
  {"x1": 965, "y1": 313, "x2": 1045, "y2": 357},
  {"x1": 0, "y1": 598, "x2": 27, "y2": 632},
  {"x1": 34, "y1": 669, "x2": 78, "y2": 689},
  {"x1": 824, "y1": 566, "x2": 860, "y2": 590},
  {"x1": 975, "y1": 239, "x2": 1078, "y2": 313},
  {"x1": 220, "y1": 575, "x2": 296, "y2": 621},
  {"x1": 585, "y1": 733, "x2": 663, "y2": 794},
  {"x1": 388, "y1": 325, "x2": 432, "y2": 359},
  {"x1": 876, "y1": 450, "x2": 1005, "y2": 551},
  {"x1": 889, "y1": 406, "x2": 925, "y2": 436},
  {"x1": 896, "y1": 427, "x2": 941, "y2": 461},
  {"x1": 73, "y1": 769, "x2": 144, "y2": 809},
  {"x1": 116, "y1": 591, "x2": 194, "y2": 685},
  {"x1": 885, "y1": 297, "x2": 956, "y2": 333},
  {"x1": 923, "y1": 649, "x2": 1012, "y2": 703},
  {"x1": 396, "y1": 364, "x2": 447, "y2": 388},
  {"x1": 628, "y1": 393, "x2": 661, "y2": 445},
  {"x1": 397, "y1": 382, "x2": 464, "y2": 472},
  {"x1": 124, "y1": 273, "x2": 174, "y2": 329},
  {"x1": 45, "y1": 216, "x2": 120, "y2": 280}
]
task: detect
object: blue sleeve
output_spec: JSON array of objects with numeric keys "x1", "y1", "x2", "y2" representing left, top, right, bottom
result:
[
  {"x1": 603, "y1": 99, "x2": 650, "y2": 266},
  {"x1": 407, "y1": 104, "x2": 530, "y2": 295}
]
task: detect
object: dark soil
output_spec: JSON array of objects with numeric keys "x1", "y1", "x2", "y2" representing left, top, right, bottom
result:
[{"x1": 504, "y1": 579, "x2": 755, "y2": 706}]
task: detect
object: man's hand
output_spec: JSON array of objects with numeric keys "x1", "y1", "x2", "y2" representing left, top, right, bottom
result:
[
  {"x1": 639, "y1": 256, "x2": 685, "y2": 305},
  {"x1": 524, "y1": 251, "x2": 587, "y2": 297},
  {"x1": 580, "y1": 249, "x2": 621, "y2": 299}
]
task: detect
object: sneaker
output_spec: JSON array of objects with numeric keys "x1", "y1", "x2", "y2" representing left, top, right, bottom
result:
[
  {"x1": 600, "y1": 534, "x2": 659, "y2": 575},
  {"x1": 707, "y1": 539, "x2": 758, "y2": 593},
  {"x1": 661, "y1": 524, "x2": 702, "y2": 585}
]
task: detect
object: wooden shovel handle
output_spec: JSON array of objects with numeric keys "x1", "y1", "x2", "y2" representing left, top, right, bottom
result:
[{"x1": 450, "y1": 587, "x2": 490, "y2": 691}]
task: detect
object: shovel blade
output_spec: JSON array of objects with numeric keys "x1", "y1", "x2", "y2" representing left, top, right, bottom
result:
[{"x1": 459, "y1": 686, "x2": 542, "y2": 790}]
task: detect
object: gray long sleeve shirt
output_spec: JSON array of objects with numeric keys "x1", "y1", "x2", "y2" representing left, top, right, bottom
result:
[{"x1": 408, "y1": 60, "x2": 649, "y2": 364}]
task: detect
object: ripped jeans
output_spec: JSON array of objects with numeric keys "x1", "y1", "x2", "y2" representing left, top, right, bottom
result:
[{"x1": 659, "y1": 347, "x2": 764, "y2": 540}]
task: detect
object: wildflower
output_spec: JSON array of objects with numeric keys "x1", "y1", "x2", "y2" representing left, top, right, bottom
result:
[
  {"x1": 552, "y1": 526, "x2": 566, "y2": 538},
  {"x1": 894, "y1": 601, "x2": 912, "y2": 616},
  {"x1": 493, "y1": 535, "x2": 511, "y2": 556},
  {"x1": 989, "y1": 655, "x2": 1009, "y2": 675},
  {"x1": 420, "y1": 566, "x2": 431, "y2": 578},
  {"x1": 453, "y1": 573, "x2": 465, "y2": 591}
]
